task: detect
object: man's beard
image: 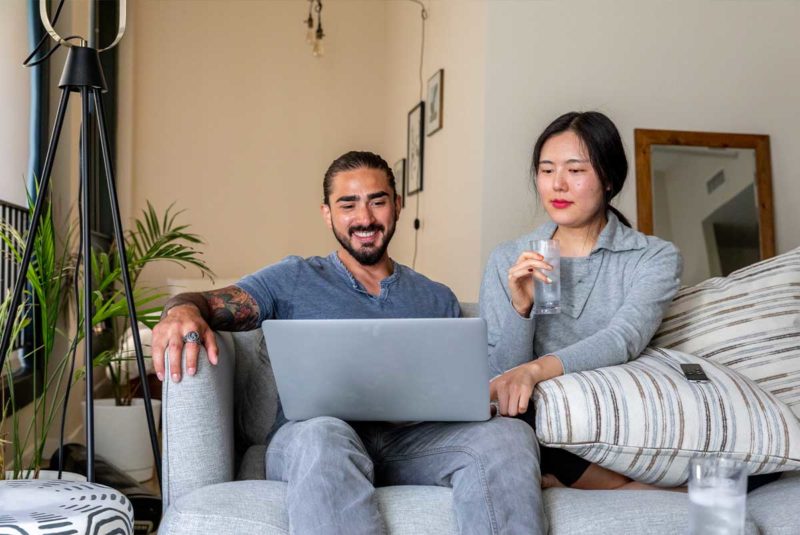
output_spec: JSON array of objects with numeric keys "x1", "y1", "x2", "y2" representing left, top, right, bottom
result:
[{"x1": 333, "y1": 222, "x2": 395, "y2": 266}]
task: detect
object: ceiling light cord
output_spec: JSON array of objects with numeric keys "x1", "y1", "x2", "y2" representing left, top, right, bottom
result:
[
  {"x1": 304, "y1": 0, "x2": 315, "y2": 44},
  {"x1": 409, "y1": 0, "x2": 428, "y2": 102},
  {"x1": 408, "y1": 0, "x2": 427, "y2": 270}
]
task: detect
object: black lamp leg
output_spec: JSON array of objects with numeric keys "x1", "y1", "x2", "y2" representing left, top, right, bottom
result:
[
  {"x1": 80, "y1": 87, "x2": 96, "y2": 483},
  {"x1": 92, "y1": 88, "x2": 162, "y2": 491},
  {"x1": 0, "y1": 88, "x2": 70, "y2": 375}
]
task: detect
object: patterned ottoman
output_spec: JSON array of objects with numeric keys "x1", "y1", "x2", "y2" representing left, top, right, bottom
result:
[{"x1": 0, "y1": 479, "x2": 134, "y2": 534}]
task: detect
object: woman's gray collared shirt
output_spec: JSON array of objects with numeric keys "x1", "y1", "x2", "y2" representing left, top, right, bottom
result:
[{"x1": 480, "y1": 212, "x2": 683, "y2": 376}]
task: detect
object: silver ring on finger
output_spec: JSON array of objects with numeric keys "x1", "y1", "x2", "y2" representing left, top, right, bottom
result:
[{"x1": 182, "y1": 330, "x2": 203, "y2": 345}]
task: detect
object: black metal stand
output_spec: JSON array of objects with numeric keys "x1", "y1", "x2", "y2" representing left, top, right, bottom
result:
[{"x1": 0, "y1": 45, "x2": 161, "y2": 490}]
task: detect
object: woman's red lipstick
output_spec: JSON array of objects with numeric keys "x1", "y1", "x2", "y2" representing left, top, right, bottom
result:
[{"x1": 551, "y1": 199, "x2": 573, "y2": 209}]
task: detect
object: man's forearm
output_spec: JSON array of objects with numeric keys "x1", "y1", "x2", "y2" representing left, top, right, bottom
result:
[
  {"x1": 201, "y1": 287, "x2": 260, "y2": 331},
  {"x1": 162, "y1": 292, "x2": 212, "y2": 321},
  {"x1": 162, "y1": 286, "x2": 261, "y2": 331}
]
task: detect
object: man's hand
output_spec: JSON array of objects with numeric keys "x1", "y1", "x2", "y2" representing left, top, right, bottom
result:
[
  {"x1": 151, "y1": 286, "x2": 260, "y2": 382},
  {"x1": 152, "y1": 303, "x2": 219, "y2": 383}
]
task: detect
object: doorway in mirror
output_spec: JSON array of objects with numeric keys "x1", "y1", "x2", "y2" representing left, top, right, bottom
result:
[{"x1": 635, "y1": 130, "x2": 774, "y2": 287}]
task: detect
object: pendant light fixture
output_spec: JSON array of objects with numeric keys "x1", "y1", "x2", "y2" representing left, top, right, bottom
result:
[{"x1": 303, "y1": 0, "x2": 325, "y2": 58}]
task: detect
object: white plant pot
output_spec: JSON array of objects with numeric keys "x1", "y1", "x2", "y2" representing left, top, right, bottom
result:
[{"x1": 84, "y1": 398, "x2": 162, "y2": 482}]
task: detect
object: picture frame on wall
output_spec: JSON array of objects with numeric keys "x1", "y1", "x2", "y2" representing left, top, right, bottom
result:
[
  {"x1": 393, "y1": 158, "x2": 406, "y2": 207},
  {"x1": 407, "y1": 101, "x2": 425, "y2": 196},
  {"x1": 426, "y1": 69, "x2": 444, "y2": 136}
]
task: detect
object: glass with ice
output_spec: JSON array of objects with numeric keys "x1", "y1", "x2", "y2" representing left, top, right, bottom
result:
[
  {"x1": 688, "y1": 457, "x2": 747, "y2": 535},
  {"x1": 531, "y1": 239, "x2": 560, "y2": 315}
]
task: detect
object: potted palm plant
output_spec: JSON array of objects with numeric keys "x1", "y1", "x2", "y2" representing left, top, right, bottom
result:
[
  {"x1": 81, "y1": 201, "x2": 214, "y2": 481},
  {"x1": 1, "y1": 195, "x2": 77, "y2": 480},
  {"x1": 2, "y1": 198, "x2": 213, "y2": 481}
]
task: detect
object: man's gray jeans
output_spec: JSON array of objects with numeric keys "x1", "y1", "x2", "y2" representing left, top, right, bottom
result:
[{"x1": 265, "y1": 415, "x2": 545, "y2": 535}]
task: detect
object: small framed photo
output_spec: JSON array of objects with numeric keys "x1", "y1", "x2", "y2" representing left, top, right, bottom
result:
[
  {"x1": 393, "y1": 158, "x2": 406, "y2": 207},
  {"x1": 426, "y1": 69, "x2": 444, "y2": 136},
  {"x1": 407, "y1": 101, "x2": 425, "y2": 196}
]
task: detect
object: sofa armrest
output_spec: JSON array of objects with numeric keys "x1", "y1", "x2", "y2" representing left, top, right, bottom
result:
[{"x1": 162, "y1": 331, "x2": 236, "y2": 509}]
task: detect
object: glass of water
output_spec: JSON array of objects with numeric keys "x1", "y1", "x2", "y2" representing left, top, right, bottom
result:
[
  {"x1": 688, "y1": 456, "x2": 747, "y2": 535},
  {"x1": 531, "y1": 239, "x2": 560, "y2": 315}
]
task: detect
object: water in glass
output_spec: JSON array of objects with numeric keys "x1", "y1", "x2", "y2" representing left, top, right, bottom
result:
[
  {"x1": 688, "y1": 457, "x2": 747, "y2": 535},
  {"x1": 532, "y1": 239, "x2": 560, "y2": 315}
]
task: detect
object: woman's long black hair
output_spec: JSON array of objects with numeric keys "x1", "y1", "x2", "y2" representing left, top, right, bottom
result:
[{"x1": 531, "y1": 111, "x2": 632, "y2": 227}]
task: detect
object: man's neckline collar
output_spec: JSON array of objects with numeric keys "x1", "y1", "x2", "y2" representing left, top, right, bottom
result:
[{"x1": 328, "y1": 251, "x2": 399, "y2": 291}]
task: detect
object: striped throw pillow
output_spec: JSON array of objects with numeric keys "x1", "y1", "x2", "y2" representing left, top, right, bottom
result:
[
  {"x1": 533, "y1": 347, "x2": 800, "y2": 486},
  {"x1": 652, "y1": 247, "x2": 800, "y2": 418}
]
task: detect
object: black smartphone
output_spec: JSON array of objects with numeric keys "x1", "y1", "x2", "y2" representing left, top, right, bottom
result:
[{"x1": 680, "y1": 363, "x2": 710, "y2": 382}]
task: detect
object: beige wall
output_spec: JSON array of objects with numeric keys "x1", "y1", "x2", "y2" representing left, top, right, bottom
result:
[
  {"x1": 121, "y1": 0, "x2": 800, "y2": 298},
  {"x1": 10, "y1": 0, "x2": 800, "y2": 457},
  {"x1": 120, "y1": 0, "x2": 488, "y2": 300},
  {"x1": 383, "y1": 0, "x2": 487, "y2": 300},
  {"x1": 0, "y1": 0, "x2": 32, "y2": 206},
  {"x1": 1, "y1": 0, "x2": 89, "y2": 465},
  {"x1": 22, "y1": 0, "x2": 488, "y2": 455},
  {"x1": 121, "y1": 0, "x2": 389, "y2": 289},
  {"x1": 481, "y1": 0, "x2": 800, "y2": 279}
]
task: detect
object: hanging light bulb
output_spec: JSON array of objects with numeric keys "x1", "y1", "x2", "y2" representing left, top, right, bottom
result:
[
  {"x1": 304, "y1": 0, "x2": 315, "y2": 44},
  {"x1": 312, "y1": 37, "x2": 324, "y2": 58},
  {"x1": 305, "y1": 20, "x2": 315, "y2": 44},
  {"x1": 312, "y1": 0, "x2": 325, "y2": 58}
]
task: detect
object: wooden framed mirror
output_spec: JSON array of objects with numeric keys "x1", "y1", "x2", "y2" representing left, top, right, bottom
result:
[{"x1": 635, "y1": 129, "x2": 775, "y2": 286}]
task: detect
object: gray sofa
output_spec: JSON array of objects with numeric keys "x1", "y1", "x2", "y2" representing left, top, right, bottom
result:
[{"x1": 159, "y1": 314, "x2": 800, "y2": 534}]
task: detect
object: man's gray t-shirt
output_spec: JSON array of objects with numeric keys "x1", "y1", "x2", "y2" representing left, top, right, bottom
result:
[
  {"x1": 235, "y1": 252, "x2": 460, "y2": 433},
  {"x1": 236, "y1": 252, "x2": 460, "y2": 322}
]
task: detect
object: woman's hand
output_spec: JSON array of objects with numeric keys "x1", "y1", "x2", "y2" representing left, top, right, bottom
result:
[
  {"x1": 489, "y1": 362, "x2": 540, "y2": 417},
  {"x1": 507, "y1": 252, "x2": 554, "y2": 317},
  {"x1": 490, "y1": 355, "x2": 565, "y2": 417}
]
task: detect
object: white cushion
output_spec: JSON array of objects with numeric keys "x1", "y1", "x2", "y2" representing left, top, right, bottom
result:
[
  {"x1": 533, "y1": 347, "x2": 800, "y2": 486},
  {"x1": 651, "y1": 247, "x2": 800, "y2": 418}
]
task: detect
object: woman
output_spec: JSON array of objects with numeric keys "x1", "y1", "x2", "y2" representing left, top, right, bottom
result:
[{"x1": 480, "y1": 111, "x2": 682, "y2": 490}]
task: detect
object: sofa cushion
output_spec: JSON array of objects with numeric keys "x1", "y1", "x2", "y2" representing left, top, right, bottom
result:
[
  {"x1": 747, "y1": 471, "x2": 800, "y2": 534},
  {"x1": 544, "y1": 487, "x2": 759, "y2": 535},
  {"x1": 237, "y1": 445, "x2": 267, "y2": 480},
  {"x1": 159, "y1": 480, "x2": 457, "y2": 535},
  {"x1": 534, "y1": 347, "x2": 800, "y2": 486},
  {"x1": 231, "y1": 330, "x2": 279, "y2": 453},
  {"x1": 161, "y1": 481, "x2": 289, "y2": 535},
  {"x1": 651, "y1": 247, "x2": 800, "y2": 418},
  {"x1": 160, "y1": 479, "x2": 800, "y2": 535},
  {"x1": 544, "y1": 488, "x2": 759, "y2": 535}
]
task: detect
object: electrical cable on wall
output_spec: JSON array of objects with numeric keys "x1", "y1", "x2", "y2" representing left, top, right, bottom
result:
[
  {"x1": 22, "y1": 0, "x2": 89, "y2": 68},
  {"x1": 58, "y1": 159, "x2": 84, "y2": 479},
  {"x1": 408, "y1": 0, "x2": 427, "y2": 270}
]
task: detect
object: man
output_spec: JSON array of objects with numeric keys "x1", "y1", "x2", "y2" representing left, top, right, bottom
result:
[{"x1": 152, "y1": 151, "x2": 545, "y2": 535}]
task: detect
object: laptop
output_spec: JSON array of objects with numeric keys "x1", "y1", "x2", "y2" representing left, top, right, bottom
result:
[{"x1": 261, "y1": 318, "x2": 491, "y2": 422}]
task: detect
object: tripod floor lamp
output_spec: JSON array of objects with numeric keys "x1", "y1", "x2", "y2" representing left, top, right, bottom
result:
[{"x1": 0, "y1": 0, "x2": 161, "y2": 489}]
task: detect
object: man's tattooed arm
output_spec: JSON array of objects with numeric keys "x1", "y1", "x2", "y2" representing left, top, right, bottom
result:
[
  {"x1": 202, "y1": 286, "x2": 261, "y2": 330},
  {"x1": 162, "y1": 286, "x2": 261, "y2": 331}
]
